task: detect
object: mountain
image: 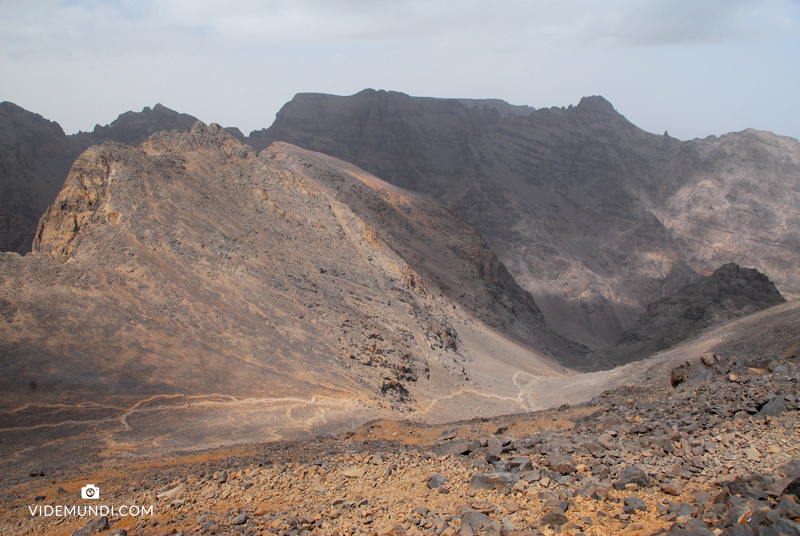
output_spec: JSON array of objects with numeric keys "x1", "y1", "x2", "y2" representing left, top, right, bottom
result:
[
  {"x1": 0, "y1": 102, "x2": 75, "y2": 253},
  {"x1": 70, "y1": 102, "x2": 199, "y2": 150},
  {"x1": 246, "y1": 89, "x2": 800, "y2": 348},
  {"x1": 2, "y1": 123, "x2": 586, "y2": 446},
  {"x1": 598, "y1": 263, "x2": 786, "y2": 366},
  {"x1": 5, "y1": 93, "x2": 799, "y2": 353},
  {"x1": 0, "y1": 102, "x2": 200, "y2": 253}
]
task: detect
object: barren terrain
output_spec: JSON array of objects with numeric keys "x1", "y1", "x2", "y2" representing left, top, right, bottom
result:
[
  {"x1": 249, "y1": 90, "x2": 800, "y2": 348},
  {"x1": 2, "y1": 300, "x2": 800, "y2": 535},
  {"x1": 1, "y1": 95, "x2": 800, "y2": 536}
]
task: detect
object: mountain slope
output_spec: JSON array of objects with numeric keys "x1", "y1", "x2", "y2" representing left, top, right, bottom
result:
[
  {"x1": 0, "y1": 102, "x2": 201, "y2": 254},
  {"x1": 0, "y1": 102, "x2": 75, "y2": 253},
  {"x1": 597, "y1": 263, "x2": 786, "y2": 366},
  {"x1": 247, "y1": 89, "x2": 800, "y2": 348},
  {"x1": 1, "y1": 124, "x2": 580, "y2": 448}
]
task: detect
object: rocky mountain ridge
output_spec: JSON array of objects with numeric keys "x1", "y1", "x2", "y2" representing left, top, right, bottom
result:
[
  {"x1": 0, "y1": 102, "x2": 75, "y2": 253},
  {"x1": 0, "y1": 102, "x2": 199, "y2": 253},
  {"x1": 597, "y1": 263, "x2": 787, "y2": 366},
  {"x1": 2, "y1": 122, "x2": 586, "y2": 454},
  {"x1": 246, "y1": 89, "x2": 800, "y2": 348},
  {"x1": 4, "y1": 94, "x2": 798, "y2": 354}
]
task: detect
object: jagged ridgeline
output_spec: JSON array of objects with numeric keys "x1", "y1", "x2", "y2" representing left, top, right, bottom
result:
[
  {"x1": 245, "y1": 89, "x2": 800, "y2": 349},
  {"x1": 4, "y1": 93, "x2": 800, "y2": 355},
  {"x1": 0, "y1": 101, "x2": 199, "y2": 254}
]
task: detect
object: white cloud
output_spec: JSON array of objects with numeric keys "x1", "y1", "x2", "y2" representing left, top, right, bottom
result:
[
  {"x1": 590, "y1": 0, "x2": 800, "y2": 46},
  {"x1": 2, "y1": 0, "x2": 796, "y2": 57},
  {"x1": 1, "y1": 0, "x2": 798, "y2": 139}
]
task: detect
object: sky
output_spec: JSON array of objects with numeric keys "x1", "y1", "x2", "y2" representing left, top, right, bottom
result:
[{"x1": 1, "y1": 0, "x2": 799, "y2": 141}]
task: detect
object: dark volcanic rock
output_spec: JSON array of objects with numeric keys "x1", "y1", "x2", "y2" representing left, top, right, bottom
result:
[
  {"x1": 69, "y1": 515, "x2": 108, "y2": 536},
  {"x1": 0, "y1": 102, "x2": 75, "y2": 253},
  {"x1": 1, "y1": 102, "x2": 199, "y2": 254},
  {"x1": 607, "y1": 264, "x2": 786, "y2": 364},
  {"x1": 245, "y1": 89, "x2": 800, "y2": 350},
  {"x1": 615, "y1": 465, "x2": 651, "y2": 489},
  {"x1": 71, "y1": 103, "x2": 198, "y2": 150}
]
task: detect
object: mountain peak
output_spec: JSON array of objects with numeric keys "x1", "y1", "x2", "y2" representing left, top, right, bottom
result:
[
  {"x1": 575, "y1": 95, "x2": 617, "y2": 114},
  {"x1": 74, "y1": 104, "x2": 199, "y2": 149}
]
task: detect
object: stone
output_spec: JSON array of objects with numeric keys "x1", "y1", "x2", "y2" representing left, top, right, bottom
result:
[
  {"x1": 231, "y1": 513, "x2": 248, "y2": 525},
  {"x1": 744, "y1": 448, "x2": 762, "y2": 461},
  {"x1": 666, "y1": 517, "x2": 715, "y2": 536},
  {"x1": 762, "y1": 519, "x2": 800, "y2": 536},
  {"x1": 437, "y1": 429, "x2": 457, "y2": 441},
  {"x1": 508, "y1": 457, "x2": 533, "y2": 472},
  {"x1": 759, "y1": 396, "x2": 788, "y2": 416},
  {"x1": 69, "y1": 516, "x2": 109, "y2": 536},
  {"x1": 662, "y1": 480, "x2": 684, "y2": 495},
  {"x1": 469, "y1": 472, "x2": 515, "y2": 491},
  {"x1": 540, "y1": 507, "x2": 569, "y2": 528},
  {"x1": 726, "y1": 505, "x2": 754, "y2": 526},
  {"x1": 461, "y1": 512, "x2": 495, "y2": 532},
  {"x1": 549, "y1": 455, "x2": 576, "y2": 475},
  {"x1": 671, "y1": 362, "x2": 691, "y2": 388},
  {"x1": 615, "y1": 465, "x2": 650, "y2": 490},
  {"x1": 725, "y1": 526, "x2": 755, "y2": 536},
  {"x1": 783, "y1": 477, "x2": 800, "y2": 497},
  {"x1": 701, "y1": 353, "x2": 717, "y2": 366},
  {"x1": 426, "y1": 474, "x2": 450, "y2": 489},
  {"x1": 341, "y1": 466, "x2": 366, "y2": 478},
  {"x1": 624, "y1": 496, "x2": 647, "y2": 513},
  {"x1": 156, "y1": 484, "x2": 185, "y2": 499}
]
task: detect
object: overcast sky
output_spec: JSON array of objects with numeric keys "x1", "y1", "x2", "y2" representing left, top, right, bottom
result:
[{"x1": 1, "y1": 0, "x2": 799, "y2": 141}]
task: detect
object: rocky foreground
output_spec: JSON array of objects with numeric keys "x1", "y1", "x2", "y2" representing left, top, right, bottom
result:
[{"x1": 4, "y1": 351, "x2": 800, "y2": 536}]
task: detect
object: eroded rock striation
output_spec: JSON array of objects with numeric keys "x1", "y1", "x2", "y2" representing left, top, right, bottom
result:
[{"x1": 247, "y1": 89, "x2": 800, "y2": 348}]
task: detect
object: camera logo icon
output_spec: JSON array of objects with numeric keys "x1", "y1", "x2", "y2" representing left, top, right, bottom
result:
[{"x1": 80, "y1": 484, "x2": 100, "y2": 500}]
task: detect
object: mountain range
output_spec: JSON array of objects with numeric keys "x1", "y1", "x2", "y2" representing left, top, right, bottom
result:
[
  {"x1": 1, "y1": 91, "x2": 798, "y2": 447},
  {"x1": 245, "y1": 90, "x2": 800, "y2": 348}
]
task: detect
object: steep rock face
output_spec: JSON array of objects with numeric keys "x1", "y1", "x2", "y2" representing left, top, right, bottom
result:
[
  {"x1": 0, "y1": 102, "x2": 202, "y2": 254},
  {"x1": 247, "y1": 89, "x2": 800, "y2": 348},
  {"x1": 268, "y1": 143, "x2": 587, "y2": 366},
  {"x1": 600, "y1": 263, "x2": 786, "y2": 365},
  {"x1": 2, "y1": 124, "x2": 576, "y2": 427},
  {"x1": 0, "y1": 102, "x2": 75, "y2": 253}
]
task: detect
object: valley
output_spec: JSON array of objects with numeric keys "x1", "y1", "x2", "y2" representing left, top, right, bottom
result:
[{"x1": 1, "y1": 91, "x2": 799, "y2": 535}]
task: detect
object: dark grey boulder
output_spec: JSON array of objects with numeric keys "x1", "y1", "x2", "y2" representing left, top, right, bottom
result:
[
  {"x1": 426, "y1": 474, "x2": 450, "y2": 489},
  {"x1": 69, "y1": 516, "x2": 108, "y2": 536}
]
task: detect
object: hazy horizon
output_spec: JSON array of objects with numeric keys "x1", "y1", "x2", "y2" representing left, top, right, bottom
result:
[{"x1": 1, "y1": 0, "x2": 799, "y2": 141}]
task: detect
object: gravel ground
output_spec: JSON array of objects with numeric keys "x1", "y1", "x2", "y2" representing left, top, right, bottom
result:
[{"x1": 3, "y1": 351, "x2": 800, "y2": 536}]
